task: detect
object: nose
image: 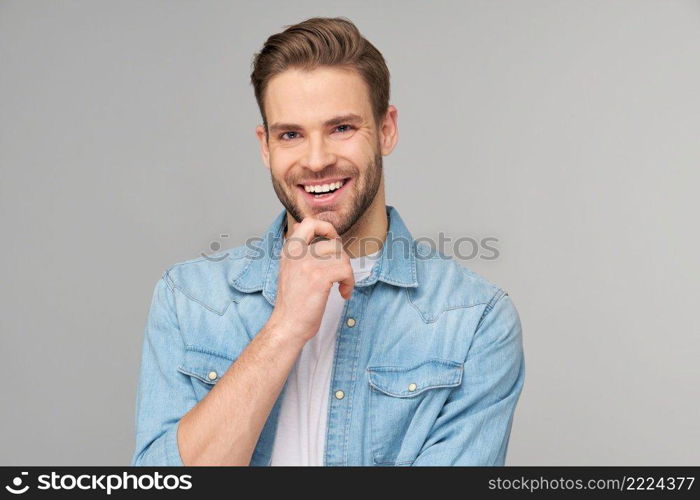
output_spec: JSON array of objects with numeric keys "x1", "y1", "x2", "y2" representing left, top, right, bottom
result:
[{"x1": 300, "y1": 132, "x2": 336, "y2": 172}]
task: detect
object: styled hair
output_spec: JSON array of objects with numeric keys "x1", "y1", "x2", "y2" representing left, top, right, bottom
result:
[{"x1": 250, "y1": 16, "x2": 390, "y2": 135}]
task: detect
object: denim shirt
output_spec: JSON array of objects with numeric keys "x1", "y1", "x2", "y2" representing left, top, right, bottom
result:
[{"x1": 131, "y1": 205, "x2": 525, "y2": 466}]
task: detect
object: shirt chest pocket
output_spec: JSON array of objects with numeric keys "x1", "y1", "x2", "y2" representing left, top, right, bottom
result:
[
  {"x1": 177, "y1": 348, "x2": 236, "y2": 401},
  {"x1": 367, "y1": 359, "x2": 463, "y2": 466}
]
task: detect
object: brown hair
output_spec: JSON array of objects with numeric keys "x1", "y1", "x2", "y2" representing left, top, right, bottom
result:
[{"x1": 250, "y1": 16, "x2": 390, "y2": 135}]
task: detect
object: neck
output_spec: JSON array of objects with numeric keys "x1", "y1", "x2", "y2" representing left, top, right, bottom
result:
[{"x1": 284, "y1": 178, "x2": 388, "y2": 259}]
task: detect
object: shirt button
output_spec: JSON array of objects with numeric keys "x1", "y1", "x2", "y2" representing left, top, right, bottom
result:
[
  {"x1": 346, "y1": 318, "x2": 356, "y2": 327},
  {"x1": 335, "y1": 390, "x2": 345, "y2": 400},
  {"x1": 408, "y1": 383, "x2": 417, "y2": 392},
  {"x1": 208, "y1": 371, "x2": 218, "y2": 381}
]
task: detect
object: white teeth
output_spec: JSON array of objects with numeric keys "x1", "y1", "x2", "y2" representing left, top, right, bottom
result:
[{"x1": 304, "y1": 180, "x2": 345, "y2": 193}]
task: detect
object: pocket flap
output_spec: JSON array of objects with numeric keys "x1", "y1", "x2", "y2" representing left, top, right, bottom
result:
[
  {"x1": 177, "y1": 347, "x2": 235, "y2": 385},
  {"x1": 367, "y1": 359, "x2": 463, "y2": 397}
]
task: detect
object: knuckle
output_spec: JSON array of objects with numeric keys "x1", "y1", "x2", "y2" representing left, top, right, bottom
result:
[{"x1": 309, "y1": 243, "x2": 326, "y2": 258}]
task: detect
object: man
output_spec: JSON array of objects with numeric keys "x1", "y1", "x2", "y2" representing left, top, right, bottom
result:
[{"x1": 131, "y1": 16, "x2": 525, "y2": 467}]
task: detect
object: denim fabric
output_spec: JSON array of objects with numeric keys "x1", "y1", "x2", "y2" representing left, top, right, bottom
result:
[{"x1": 131, "y1": 205, "x2": 525, "y2": 466}]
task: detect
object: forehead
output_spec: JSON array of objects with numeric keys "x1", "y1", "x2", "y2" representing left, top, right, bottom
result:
[{"x1": 264, "y1": 66, "x2": 372, "y2": 124}]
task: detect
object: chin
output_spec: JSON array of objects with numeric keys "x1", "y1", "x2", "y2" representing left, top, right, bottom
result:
[
  {"x1": 313, "y1": 208, "x2": 341, "y2": 222},
  {"x1": 314, "y1": 209, "x2": 348, "y2": 231}
]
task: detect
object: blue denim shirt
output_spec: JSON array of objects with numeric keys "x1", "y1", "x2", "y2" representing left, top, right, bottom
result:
[{"x1": 131, "y1": 205, "x2": 525, "y2": 466}]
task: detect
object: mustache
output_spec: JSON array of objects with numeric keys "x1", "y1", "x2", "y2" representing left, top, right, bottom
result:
[{"x1": 289, "y1": 171, "x2": 357, "y2": 184}]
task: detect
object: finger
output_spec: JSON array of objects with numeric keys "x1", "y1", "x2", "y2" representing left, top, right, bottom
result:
[
  {"x1": 338, "y1": 272, "x2": 355, "y2": 300},
  {"x1": 291, "y1": 217, "x2": 340, "y2": 245},
  {"x1": 310, "y1": 235, "x2": 330, "y2": 245},
  {"x1": 328, "y1": 263, "x2": 355, "y2": 300},
  {"x1": 308, "y1": 238, "x2": 345, "y2": 259}
]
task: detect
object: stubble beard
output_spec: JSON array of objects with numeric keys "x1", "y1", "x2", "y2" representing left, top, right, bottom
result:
[{"x1": 271, "y1": 151, "x2": 383, "y2": 237}]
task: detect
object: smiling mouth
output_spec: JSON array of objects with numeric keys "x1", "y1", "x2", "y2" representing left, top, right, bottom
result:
[{"x1": 298, "y1": 177, "x2": 351, "y2": 200}]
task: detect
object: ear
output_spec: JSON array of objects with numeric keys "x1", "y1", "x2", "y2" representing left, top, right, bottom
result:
[
  {"x1": 378, "y1": 105, "x2": 399, "y2": 156},
  {"x1": 255, "y1": 124, "x2": 271, "y2": 170}
]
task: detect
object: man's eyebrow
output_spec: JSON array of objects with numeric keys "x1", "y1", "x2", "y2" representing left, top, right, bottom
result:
[{"x1": 268, "y1": 113, "x2": 364, "y2": 134}]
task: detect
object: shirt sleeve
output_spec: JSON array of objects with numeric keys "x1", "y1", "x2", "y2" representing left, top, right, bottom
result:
[
  {"x1": 130, "y1": 272, "x2": 196, "y2": 466},
  {"x1": 411, "y1": 290, "x2": 526, "y2": 466}
]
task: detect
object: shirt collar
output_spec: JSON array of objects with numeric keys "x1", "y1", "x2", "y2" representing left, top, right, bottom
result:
[{"x1": 229, "y1": 204, "x2": 418, "y2": 306}]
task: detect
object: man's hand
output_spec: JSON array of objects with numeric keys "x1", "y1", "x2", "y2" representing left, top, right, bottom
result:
[{"x1": 267, "y1": 217, "x2": 354, "y2": 343}]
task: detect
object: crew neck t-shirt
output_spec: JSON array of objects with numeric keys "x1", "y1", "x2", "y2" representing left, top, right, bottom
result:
[{"x1": 269, "y1": 248, "x2": 381, "y2": 466}]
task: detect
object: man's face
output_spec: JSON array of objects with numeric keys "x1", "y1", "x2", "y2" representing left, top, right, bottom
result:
[{"x1": 256, "y1": 66, "x2": 386, "y2": 236}]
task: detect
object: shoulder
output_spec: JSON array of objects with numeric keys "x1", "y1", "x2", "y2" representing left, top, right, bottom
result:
[
  {"x1": 408, "y1": 240, "x2": 508, "y2": 323},
  {"x1": 157, "y1": 244, "x2": 250, "y2": 315}
]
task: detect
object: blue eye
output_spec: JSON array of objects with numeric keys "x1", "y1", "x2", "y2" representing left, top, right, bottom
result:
[
  {"x1": 280, "y1": 131, "x2": 299, "y2": 141},
  {"x1": 335, "y1": 124, "x2": 355, "y2": 133}
]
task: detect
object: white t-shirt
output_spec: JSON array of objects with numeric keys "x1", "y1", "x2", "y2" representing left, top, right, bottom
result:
[{"x1": 269, "y1": 249, "x2": 381, "y2": 466}]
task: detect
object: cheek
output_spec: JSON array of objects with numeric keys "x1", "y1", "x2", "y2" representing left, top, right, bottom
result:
[
  {"x1": 346, "y1": 144, "x2": 375, "y2": 174},
  {"x1": 337, "y1": 145, "x2": 370, "y2": 176},
  {"x1": 269, "y1": 153, "x2": 296, "y2": 179}
]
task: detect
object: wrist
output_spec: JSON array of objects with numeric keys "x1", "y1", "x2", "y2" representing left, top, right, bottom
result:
[{"x1": 261, "y1": 317, "x2": 308, "y2": 351}]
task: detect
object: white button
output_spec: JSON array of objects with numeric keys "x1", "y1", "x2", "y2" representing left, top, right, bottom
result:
[
  {"x1": 408, "y1": 383, "x2": 417, "y2": 392},
  {"x1": 346, "y1": 318, "x2": 356, "y2": 327},
  {"x1": 207, "y1": 371, "x2": 218, "y2": 381},
  {"x1": 335, "y1": 390, "x2": 345, "y2": 400}
]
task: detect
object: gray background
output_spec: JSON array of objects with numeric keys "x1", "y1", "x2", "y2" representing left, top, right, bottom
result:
[{"x1": 1, "y1": 0, "x2": 698, "y2": 465}]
